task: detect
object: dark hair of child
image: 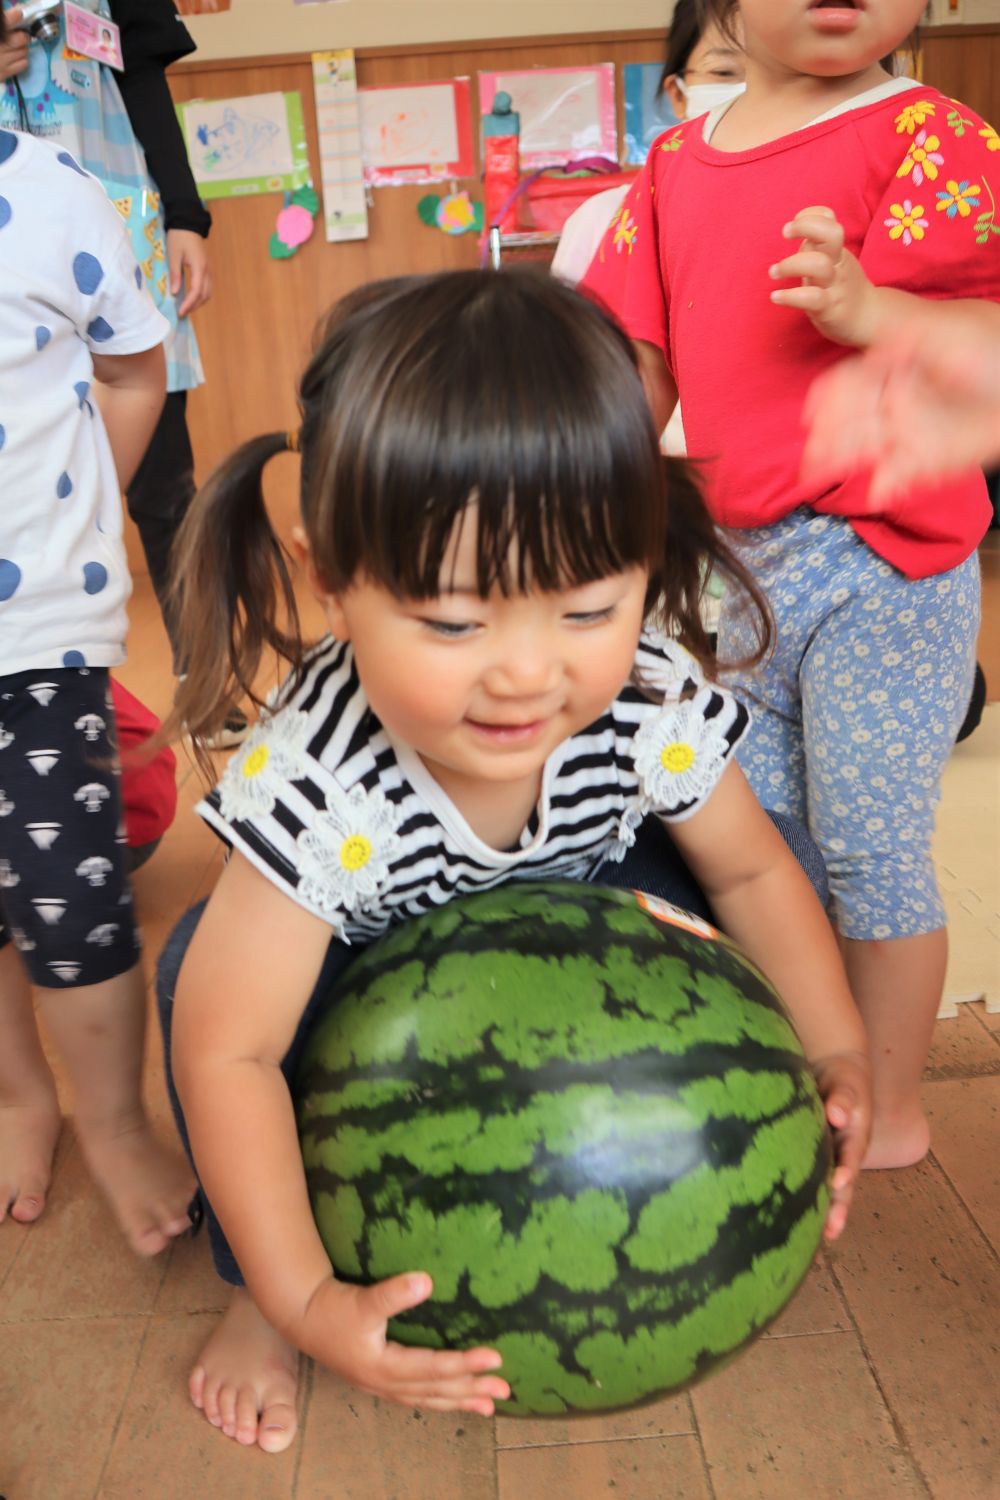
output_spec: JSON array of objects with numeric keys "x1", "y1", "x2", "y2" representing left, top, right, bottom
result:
[
  {"x1": 164, "y1": 269, "x2": 772, "y2": 764},
  {"x1": 658, "y1": 0, "x2": 707, "y2": 94}
]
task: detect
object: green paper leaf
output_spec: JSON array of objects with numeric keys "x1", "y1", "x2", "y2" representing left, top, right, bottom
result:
[
  {"x1": 269, "y1": 232, "x2": 296, "y2": 260},
  {"x1": 292, "y1": 185, "x2": 320, "y2": 215},
  {"x1": 471, "y1": 203, "x2": 484, "y2": 232},
  {"x1": 418, "y1": 194, "x2": 442, "y2": 227}
]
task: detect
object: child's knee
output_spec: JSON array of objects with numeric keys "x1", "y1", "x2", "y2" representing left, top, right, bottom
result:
[{"x1": 825, "y1": 847, "x2": 943, "y2": 940}]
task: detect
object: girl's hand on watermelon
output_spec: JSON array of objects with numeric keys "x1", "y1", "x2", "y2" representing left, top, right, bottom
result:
[
  {"x1": 297, "y1": 1273, "x2": 510, "y2": 1414},
  {"x1": 810, "y1": 1049, "x2": 872, "y2": 1242}
]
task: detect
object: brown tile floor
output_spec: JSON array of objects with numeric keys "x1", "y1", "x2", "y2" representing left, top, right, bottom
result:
[{"x1": 1, "y1": 544, "x2": 998, "y2": 1500}]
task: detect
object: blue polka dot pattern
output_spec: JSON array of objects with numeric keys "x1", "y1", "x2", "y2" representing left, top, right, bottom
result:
[
  {"x1": 56, "y1": 472, "x2": 73, "y2": 499},
  {"x1": 134, "y1": 265, "x2": 143, "y2": 289},
  {"x1": 74, "y1": 380, "x2": 91, "y2": 410},
  {"x1": 57, "y1": 151, "x2": 88, "y2": 177},
  {"x1": 0, "y1": 425, "x2": 4, "y2": 451},
  {"x1": 0, "y1": 560, "x2": 22, "y2": 602},
  {"x1": 0, "y1": 131, "x2": 16, "y2": 164},
  {"x1": 86, "y1": 317, "x2": 114, "y2": 343},
  {"x1": 0, "y1": 198, "x2": 11, "y2": 232},
  {"x1": 35, "y1": 327, "x2": 52, "y2": 351},
  {"x1": 82, "y1": 562, "x2": 108, "y2": 595},
  {"x1": 63, "y1": 650, "x2": 86, "y2": 668},
  {"x1": 72, "y1": 252, "x2": 104, "y2": 295}
]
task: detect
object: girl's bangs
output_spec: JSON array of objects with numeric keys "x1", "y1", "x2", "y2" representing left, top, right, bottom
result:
[{"x1": 311, "y1": 271, "x2": 666, "y2": 600}]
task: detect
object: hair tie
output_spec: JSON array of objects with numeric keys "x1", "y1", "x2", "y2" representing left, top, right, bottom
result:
[{"x1": 286, "y1": 429, "x2": 301, "y2": 453}]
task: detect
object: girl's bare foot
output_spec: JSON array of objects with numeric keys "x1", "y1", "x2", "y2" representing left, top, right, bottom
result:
[
  {"x1": 76, "y1": 1112, "x2": 195, "y2": 1254},
  {"x1": 190, "y1": 1287, "x2": 299, "y2": 1453},
  {"x1": 0, "y1": 1091, "x2": 62, "y2": 1224},
  {"x1": 862, "y1": 1108, "x2": 931, "y2": 1170}
]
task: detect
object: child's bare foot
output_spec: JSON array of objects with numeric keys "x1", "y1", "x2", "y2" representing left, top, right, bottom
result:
[
  {"x1": 76, "y1": 1112, "x2": 195, "y2": 1254},
  {"x1": 0, "y1": 1091, "x2": 62, "y2": 1224},
  {"x1": 190, "y1": 1287, "x2": 299, "y2": 1453},
  {"x1": 862, "y1": 1109, "x2": 931, "y2": 1170}
]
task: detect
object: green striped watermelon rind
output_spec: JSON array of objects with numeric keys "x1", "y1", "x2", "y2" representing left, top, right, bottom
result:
[{"x1": 296, "y1": 881, "x2": 832, "y2": 1416}]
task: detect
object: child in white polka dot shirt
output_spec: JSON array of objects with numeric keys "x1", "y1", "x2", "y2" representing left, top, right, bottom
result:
[{"x1": 0, "y1": 89, "x2": 194, "y2": 1256}]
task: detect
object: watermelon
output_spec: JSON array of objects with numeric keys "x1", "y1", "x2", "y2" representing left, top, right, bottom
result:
[{"x1": 296, "y1": 881, "x2": 831, "y2": 1417}]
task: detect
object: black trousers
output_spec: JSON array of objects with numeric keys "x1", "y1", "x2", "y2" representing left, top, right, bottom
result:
[{"x1": 125, "y1": 390, "x2": 195, "y2": 669}]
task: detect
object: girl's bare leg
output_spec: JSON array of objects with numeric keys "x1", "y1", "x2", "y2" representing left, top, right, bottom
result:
[
  {"x1": 0, "y1": 944, "x2": 62, "y2": 1224},
  {"x1": 842, "y1": 928, "x2": 946, "y2": 1169},
  {"x1": 36, "y1": 962, "x2": 195, "y2": 1253}
]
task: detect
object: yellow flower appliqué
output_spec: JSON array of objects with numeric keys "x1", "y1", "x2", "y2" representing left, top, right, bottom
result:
[
  {"x1": 980, "y1": 124, "x2": 1000, "y2": 152},
  {"x1": 660, "y1": 741, "x2": 696, "y2": 775},
  {"x1": 633, "y1": 696, "x2": 732, "y2": 817},
  {"x1": 297, "y1": 782, "x2": 401, "y2": 921},
  {"x1": 895, "y1": 100, "x2": 937, "y2": 136},
  {"x1": 897, "y1": 131, "x2": 943, "y2": 187},
  {"x1": 217, "y1": 708, "x2": 311, "y2": 822},
  {"x1": 242, "y1": 745, "x2": 270, "y2": 779},
  {"x1": 340, "y1": 834, "x2": 372, "y2": 872}
]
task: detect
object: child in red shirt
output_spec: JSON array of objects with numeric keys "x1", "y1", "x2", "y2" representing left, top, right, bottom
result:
[{"x1": 583, "y1": 0, "x2": 1000, "y2": 1170}]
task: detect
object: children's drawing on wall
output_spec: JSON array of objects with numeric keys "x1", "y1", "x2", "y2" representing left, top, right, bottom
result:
[
  {"x1": 358, "y1": 79, "x2": 474, "y2": 186},
  {"x1": 479, "y1": 66, "x2": 617, "y2": 170},
  {"x1": 176, "y1": 92, "x2": 311, "y2": 199}
]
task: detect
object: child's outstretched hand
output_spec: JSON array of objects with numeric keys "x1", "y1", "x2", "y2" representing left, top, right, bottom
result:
[
  {"x1": 769, "y1": 206, "x2": 877, "y2": 348},
  {"x1": 809, "y1": 1048, "x2": 872, "y2": 1242},
  {"x1": 802, "y1": 324, "x2": 1000, "y2": 503},
  {"x1": 295, "y1": 1271, "x2": 510, "y2": 1414}
]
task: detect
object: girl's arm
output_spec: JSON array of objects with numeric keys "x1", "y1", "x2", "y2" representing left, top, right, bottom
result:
[
  {"x1": 173, "y1": 852, "x2": 509, "y2": 1414},
  {"x1": 667, "y1": 762, "x2": 871, "y2": 1241},
  {"x1": 92, "y1": 345, "x2": 166, "y2": 491},
  {"x1": 634, "y1": 339, "x2": 679, "y2": 438}
]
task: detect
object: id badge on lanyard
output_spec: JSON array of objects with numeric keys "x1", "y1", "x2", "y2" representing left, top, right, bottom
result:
[{"x1": 62, "y1": 1, "x2": 123, "y2": 71}]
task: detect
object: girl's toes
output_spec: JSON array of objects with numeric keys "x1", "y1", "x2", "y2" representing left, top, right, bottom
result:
[
  {"x1": 234, "y1": 1386, "x2": 260, "y2": 1446},
  {"x1": 258, "y1": 1401, "x2": 298, "y2": 1454},
  {"x1": 188, "y1": 1363, "x2": 206, "y2": 1411}
]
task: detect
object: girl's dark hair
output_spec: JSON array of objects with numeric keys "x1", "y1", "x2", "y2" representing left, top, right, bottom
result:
[
  {"x1": 696, "y1": 0, "x2": 925, "y2": 72},
  {"x1": 659, "y1": 0, "x2": 705, "y2": 93},
  {"x1": 166, "y1": 269, "x2": 771, "y2": 758}
]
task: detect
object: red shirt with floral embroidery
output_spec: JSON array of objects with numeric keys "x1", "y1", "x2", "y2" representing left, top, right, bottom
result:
[{"x1": 581, "y1": 88, "x2": 1000, "y2": 578}]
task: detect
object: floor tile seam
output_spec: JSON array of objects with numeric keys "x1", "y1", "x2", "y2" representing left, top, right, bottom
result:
[
  {"x1": 496, "y1": 1426, "x2": 698, "y2": 1454},
  {"x1": 825, "y1": 1258, "x2": 934, "y2": 1500},
  {"x1": 761, "y1": 1324, "x2": 852, "y2": 1342},
  {"x1": 921, "y1": 1146, "x2": 1000, "y2": 1271},
  {"x1": 90, "y1": 1309, "x2": 156, "y2": 1500},
  {"x1": 289, "y1": 1351, "x2": 316, "y2": 1500},
  {"x1": 683, "y1": 1389, "x2": 719, "y2": 1500},
  {"x1": 967, "y1": 1006, "x2": 1000, "y2": 1048}
]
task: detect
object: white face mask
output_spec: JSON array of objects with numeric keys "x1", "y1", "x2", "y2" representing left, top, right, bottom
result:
[{"x1": 675, "y1": 78, "x2": 746, "y2": 118}]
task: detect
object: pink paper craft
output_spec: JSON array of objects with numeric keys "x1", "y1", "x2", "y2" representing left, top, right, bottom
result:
[
  {"x1": 359, "y1": 78, "x2": 474, "y2": 187},
  {"x1": 478, "y1": 65, "x2": 618, "y2": 170}
]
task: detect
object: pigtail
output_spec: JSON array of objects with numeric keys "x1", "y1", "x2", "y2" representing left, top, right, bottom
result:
[
  {"x1": 653, "y1": 455, "x2": 773, "y2": 679},
  {"x1": 159, "y1": 433, "x2": 305, "y2": 772}
]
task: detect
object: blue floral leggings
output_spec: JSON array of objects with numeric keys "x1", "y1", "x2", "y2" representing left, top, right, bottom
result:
[{"x1": 718, "y1": 510, "x2": 980, "y2": 941}]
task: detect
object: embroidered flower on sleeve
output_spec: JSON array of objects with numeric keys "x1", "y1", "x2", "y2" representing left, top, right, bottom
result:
[
  {"x1": 633, "y1": 698, "x2": 731, "y2": 815},
  {"x1": 895, "y1": 100, "x2": 936, "y2": 136},
  {"x1": 612, "y1": 207, "x2": 639, "y2": 255},
  {"x1": 296, "y1": 783, "x2": 401, "y2": 919},
  {"x1": 980, "y1": 124, "x2": 1000, "y2": 152},
  {"x1": 935, "y1": 179, "x2": 981, "y2": 218},
  {"x1": 884, "y1": 199, "x2": 928, "y2": 245},
  {"x1": 896, "y1": 130, "x2": 944, "y2": 187},
  {"x1": 217, "y1": 709, "x2": 311, "y2": 822},
  {"x1": 658, "y1": 129, "x2": 684, "y2": 154}
]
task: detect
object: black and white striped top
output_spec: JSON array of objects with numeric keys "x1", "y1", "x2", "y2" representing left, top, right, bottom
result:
[{"x1": 198, "y1": 629, "x2": 749, "y2": 943}]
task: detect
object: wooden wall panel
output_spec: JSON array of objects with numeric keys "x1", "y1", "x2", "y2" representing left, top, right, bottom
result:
[
  {"x1": 168, "y1": 33, "x2": 663, "y2": 540},
  {"x1": 163, "y1": 27, "x2": 1000, "y2": 550}
]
